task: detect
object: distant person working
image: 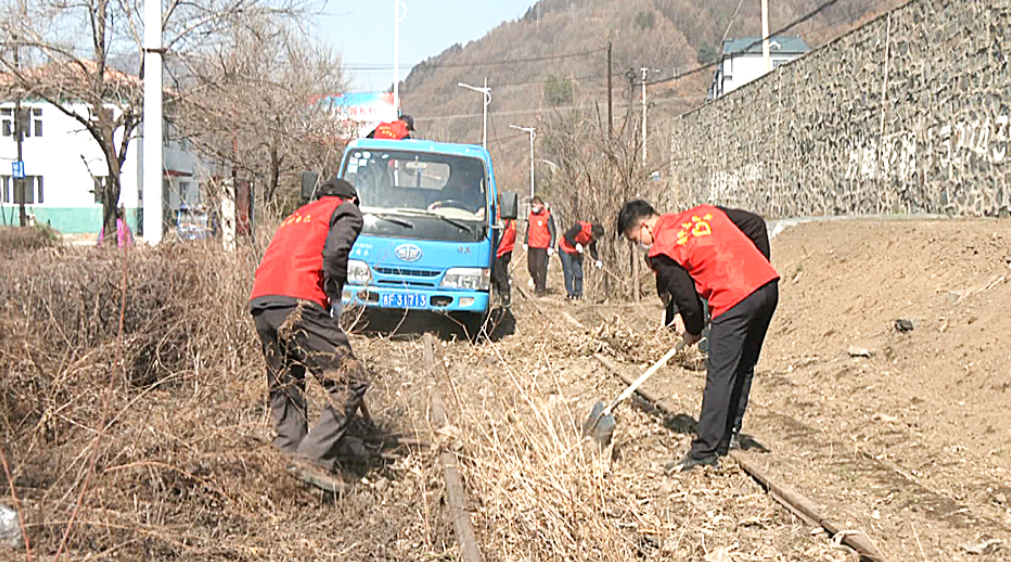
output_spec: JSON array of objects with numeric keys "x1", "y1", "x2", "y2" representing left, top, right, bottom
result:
[{"x1": 366, "y1": 115, "x2": 415, "y2": 140}]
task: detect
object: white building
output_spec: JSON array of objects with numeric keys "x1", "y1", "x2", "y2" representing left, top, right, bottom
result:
[
  {"x1": 710, "y1": 36, "x2": 810, "y2": 99},
  {"x1": 0, "y1": 66, "x2": 217, "y2": 234}
]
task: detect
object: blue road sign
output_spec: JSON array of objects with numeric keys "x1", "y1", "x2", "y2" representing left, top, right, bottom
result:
[{"x1": 12, "y1": 161, "x2": 24, "y2": 179}]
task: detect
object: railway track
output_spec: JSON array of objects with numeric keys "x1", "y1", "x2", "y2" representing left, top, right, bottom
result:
[{"x1": 508, "y1": 287, "x2": 1011, "y2": 561}]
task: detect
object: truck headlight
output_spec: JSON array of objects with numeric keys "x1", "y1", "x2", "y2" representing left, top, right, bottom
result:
[
  {"x1": 347, "y1": 260, "x2": 371, "y2": 285},
  {"x1": 440, "y1": 268, "x2": 490, "y2": 291}
]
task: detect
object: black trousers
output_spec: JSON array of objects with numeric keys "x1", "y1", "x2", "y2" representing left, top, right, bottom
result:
[
  {"x1": 493, "y1": 253, "x2": 512, "y2": 300},
  {"x1": 251, "y1": 301, "x2": 369, "y2": 470},
  {"x1": 690, "y1": 281, "x2": 778, "y2": 459},
  {"x1": 527, "y1": 247, "x2": 548, "y2": 295}
]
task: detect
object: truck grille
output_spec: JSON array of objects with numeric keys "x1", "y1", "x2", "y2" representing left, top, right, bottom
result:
[
  {"x1": 377, "y1": 280, "x2": 436, "y2": 288},
  {"x1": 374, "y1": 266, "x2": 441, "y2": 278}
]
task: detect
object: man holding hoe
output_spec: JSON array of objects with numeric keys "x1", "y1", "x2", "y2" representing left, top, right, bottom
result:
[{"x1": 617, "y1": 200, "x2": 778, "y2": 472}]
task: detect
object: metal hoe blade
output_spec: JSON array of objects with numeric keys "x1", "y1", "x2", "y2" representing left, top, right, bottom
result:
[
  {"x1": 581, "y1": 342, "x2": 685, "y2": 449},
  {"x1": 582, "y1": 400, "x2": 616, "y2": 446}
]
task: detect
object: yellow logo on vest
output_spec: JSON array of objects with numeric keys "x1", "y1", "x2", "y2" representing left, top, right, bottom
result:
[{"x1": 677, "y1": 213, "x2": 713, "y2": 245}]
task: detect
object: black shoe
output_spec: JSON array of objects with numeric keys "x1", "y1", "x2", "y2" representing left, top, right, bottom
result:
[
  {"x1": 730, "y1": 433, "x2": 742, "y2": 451},
  {"x1": 286, "y1": 458, "x2": 346, "y2": 493},
  {"x1": 665, "y1": 452, "x2": 719, "y2": 473},
  {"x1": 731, "y1": 433, "x2": 769, "y2": 453}
]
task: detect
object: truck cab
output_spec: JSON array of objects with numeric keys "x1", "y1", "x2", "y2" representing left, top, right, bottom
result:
[{"x1": 332, "y1": 138, "x2": 516, "y2": 333}]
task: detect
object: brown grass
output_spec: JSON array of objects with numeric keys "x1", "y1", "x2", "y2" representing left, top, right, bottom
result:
[
  {"x1": 0, "y1": 226, "x2": 60, "y2": 258},
  {"x1": 0, "y1": 240, "x2": 453, "y2": 560}
]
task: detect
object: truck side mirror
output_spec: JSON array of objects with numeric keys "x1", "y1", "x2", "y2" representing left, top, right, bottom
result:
[
  {"x1": 499, "y1": 191, "x2": 518, "y2": 220},
  {"x1": 300, "y1": 171, "x2": 319, "y2": 201}
]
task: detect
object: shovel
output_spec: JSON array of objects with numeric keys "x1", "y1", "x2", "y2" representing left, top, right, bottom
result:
[{"x1": 582, "y1": 341, "x2": 686, "y2": 446}]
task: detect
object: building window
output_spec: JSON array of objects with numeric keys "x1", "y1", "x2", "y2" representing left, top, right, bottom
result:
[
  {"x1": 1, "y1": 108, "x2": 11, "y2": 137},
  {"x1": 12, "y1": 176, "x2": 41, "y2": 205},
  {"x1": 32, "y1": 108, "x2": 42, "y2": 137},
  {"x1": 1, "y1": 107, "x2": 42, "y2": 137}
]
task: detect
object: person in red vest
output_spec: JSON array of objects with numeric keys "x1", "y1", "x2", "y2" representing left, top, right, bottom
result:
[
  {"x1": 557, "y1": 220, "x2": 604, "y2": 300},
  {"x1": 618, "y1": 200, "x2": 778, "y2": 472},
  {"x1": 366, "y1": 115, "x2": 415, "y2": 140},
  {"x1": 493, "y1": 210, "x2": 517, "y2": 307},
  {"x1": 249, "y1": 177, "x2": 366, "y2": 488},
  {"x1": 523, "y1": 196, "x2": 556, "y2": 296}
]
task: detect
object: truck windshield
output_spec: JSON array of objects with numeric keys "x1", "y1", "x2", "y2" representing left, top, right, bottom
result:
[{"x1": 342, "y1": 149, "x2": 489, "y2": 244}]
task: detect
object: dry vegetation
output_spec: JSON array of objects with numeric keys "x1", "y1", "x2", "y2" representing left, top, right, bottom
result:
[
  {"x1": 434, "y1": 295, "x2": 853, "y2": 561},
  {"x1": 0, "y1": 238, "x2": 456, "y2": 560}
]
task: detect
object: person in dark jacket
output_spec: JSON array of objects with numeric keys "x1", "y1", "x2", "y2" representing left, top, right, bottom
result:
[
  {"x1": 618, "y1": 200, "x2": 778, "y2": 473},
  {"x1": 249, "y1": 178, "x2": 366, "y2": 487},
  {"x1": 557, "y1": 220, "x2": 604, "y2": 300},
  {"x1": 366, "y1": 115, "x2": 415, "y2": 139},
  {"x1": 523, "y1": 197, "x2": 555, "y2": 296}
]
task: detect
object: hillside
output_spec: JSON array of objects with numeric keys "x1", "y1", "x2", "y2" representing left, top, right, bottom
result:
[{"x1": 399, "y1": 0, "x2": 903, "y2": 192}]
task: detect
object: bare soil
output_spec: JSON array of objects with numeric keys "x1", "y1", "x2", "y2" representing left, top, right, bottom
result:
[{"x1": 531, "y1": 218, "x2": 1011, "y2": 561}]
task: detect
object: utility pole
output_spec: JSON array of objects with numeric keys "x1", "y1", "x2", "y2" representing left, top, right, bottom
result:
[
  {"x1": 510, "y1": 125, "x2": 536, "y2": 200},
  {"x1": 394, "y1": 0, "x2": 407, "y2": 113},
  {"x1": 13, "y1": 33, "x2": 25, "y2": 227},
  {"x1": 457, "y1": 79, "x2": 491, "y2": 148},
  {"x1": 143, "y1": 0, "x2": 164, "y2": 243},
  {"x1": 606, "y1": 42, "x2": 613, "y2": 138},
  {"x1": 641, "y1": 67, "x2": 648, "y2": 166},
  {"x1": 762, "y1": 0, "x2": 771, "y2": 72}
]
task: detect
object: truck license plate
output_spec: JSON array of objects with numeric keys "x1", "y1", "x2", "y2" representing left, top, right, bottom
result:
[{"x1": 381, "y1": 292, "x2": 428, "y2": 309}]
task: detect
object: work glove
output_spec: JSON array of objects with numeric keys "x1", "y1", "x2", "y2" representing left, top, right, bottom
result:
[
  {"x1": 522, "y1": 243, "x2": 529, "y2": 251},
  {"x1": 547, "y1": 248, "x2": 556, "y2": 257},
  {"x1": 594, "y1": 260, "x2": 603, "y2": 270},
  {"x1": 330, "y1": 301, "x2": 343, "y2": 320},
  {"x1": 575, "y1": 243, "x2": 584, "y2": 254}
]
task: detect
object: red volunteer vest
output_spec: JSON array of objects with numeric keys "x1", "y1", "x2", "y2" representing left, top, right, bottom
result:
[
  {"x1": 249, "y1": 197, "x2": 351, "y2": 309},
  {"x1": 648, "y1": 205, "x2": 779, "y2": 319},
  {"x1": 373, "y1": 120, "x2": 410, "y2": 140},
  {"x1": 497, "y1": 219, "x2": 516, "y2": 257},
  {"x1": 559, "y1": 221, "x2": 593, "y2": 254},
  {"x1": 527, "y1": 209, "x2": 552, "y2": 249}
]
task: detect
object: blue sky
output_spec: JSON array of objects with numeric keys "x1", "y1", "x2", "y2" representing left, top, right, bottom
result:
[{"x1": 320, "y1": 0, "x2": 535, "y2": 91}]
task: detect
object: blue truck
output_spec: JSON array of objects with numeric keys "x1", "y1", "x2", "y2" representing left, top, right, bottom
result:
[{"x1": 304, "y1": 138, "x2": 517, "y2": 335}]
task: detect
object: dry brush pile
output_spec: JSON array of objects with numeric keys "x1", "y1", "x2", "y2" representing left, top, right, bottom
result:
[{"x1": 0, "y1": 237, "x2": 450, "y2": 560}]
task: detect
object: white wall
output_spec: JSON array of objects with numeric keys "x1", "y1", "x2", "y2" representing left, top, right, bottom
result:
[
  {"x1": 0, "y1": 101, "x2": 139, "y2": 209},
  {"x1": 721, "y1": 53, "x2": 802, "y2": 95},
  {"x1": 1, "y1": 100, "x2": 219, "y2": 214}
]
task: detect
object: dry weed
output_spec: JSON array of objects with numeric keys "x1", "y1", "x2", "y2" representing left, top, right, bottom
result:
[{"x1": 0, "y1": 240, "x2": 448, "y2": 560}]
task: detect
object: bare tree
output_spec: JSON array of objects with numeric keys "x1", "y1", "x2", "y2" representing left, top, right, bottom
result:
[
  {"x1": 0, "y1": 0, "x2": 315, "y2": 241},
  {"x1": 173, "y1": 18, "x2": 347, "y2": 212}
]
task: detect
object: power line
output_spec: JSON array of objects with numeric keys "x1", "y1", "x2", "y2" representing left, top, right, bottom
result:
[
  {"x1": 344, "y1": 47, "x2": 606, "y2": 72},
  {"x1": 413, "y1": 92, "x2": 691, "y2": 123},
  {"x1": 645, "y1": 0, "x2": 846, "y2": 86}
]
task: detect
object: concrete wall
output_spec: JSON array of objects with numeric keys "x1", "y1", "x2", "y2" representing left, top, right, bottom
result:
[{"x1": 670, "y1": 0, "x2": 1011, "y2": 218}]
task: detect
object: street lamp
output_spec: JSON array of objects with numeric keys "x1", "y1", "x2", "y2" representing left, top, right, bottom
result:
[
  {"x1": 458, "y1": 78, "x2": 491, "y2": 148},
  {"x1": 536, "y1": 159, "x2": 559, "y2": 175},
  {"x1": 510, "y1": 124, "x2": 536, "y2": 200}
]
